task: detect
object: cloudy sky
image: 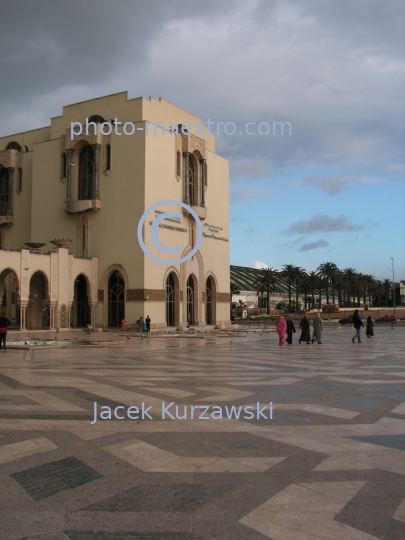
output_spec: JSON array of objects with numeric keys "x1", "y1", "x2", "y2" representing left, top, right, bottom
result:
[{"x1": 1, "y1": 0, "x2": 404, "y2": 279}]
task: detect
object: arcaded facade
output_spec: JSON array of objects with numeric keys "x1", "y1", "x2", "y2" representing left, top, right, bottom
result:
[{"x1": 0, "y1": 92, "x2": 230, "y2": 330}]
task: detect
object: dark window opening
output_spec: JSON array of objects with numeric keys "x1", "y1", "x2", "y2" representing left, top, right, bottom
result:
[
  {"x1": 0, "y1": 168, "x2": 10, "y2": 216},
  {"x1": 206, "y1": 277, "x2": 213, "y2": 325},
  {"x1": 108, "y1": 271, "x2": 124, "y2": 327},
  {"x1": 78, "y1": 145, "x2": 94, "y2": 200},
  {"x1": 74, "y1": 275, "x2": 90, "y2": 327},
  {"x1": 105, "y1": 144, "x2": 111, "y2": 170},
  {"x1": 166, "y1": 273, "x2": 176, "y2": 327},
  {"x1": 5, "y1": 141, "x2": 21, "y2": 152},
  {"x1": 176, "y1": 151, "x2": 181, "y2": 177},
  {"x1": 61, "y1": 152, "x2": 67, "y2": 179},
  {"x1": 188, "y1": 156, "x2": 195, "y2": 206},
  {"x1": 17, "y1": 168, "x2": 22, "y2": 192},
  {"x1": 187, "y1": 275, "x2": 195, "y2": 325}
]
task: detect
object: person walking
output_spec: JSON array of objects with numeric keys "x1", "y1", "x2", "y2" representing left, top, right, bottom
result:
[
  {"x1": 312, "y1": 313, "x2": 323, "y2": 344},
  {"x1": 145, "y1": 315, "x2": 151, "y2": 333},
  {"x1": 299, "y1": 314, "x2": 311, "y2": 344},
  {"x1": 286, "y1": 316, "x2": 296, "y2": 344},
  {"x1": 121, "y1": 319, "x2": 129, "y2": 332},
  {"x1": 0, "y1": 313, "x2": 11, "y2": 351},
  {"x1": 276, "y1": 315, "x2": 287, "y2": 346},
  {"x1": 366, "y1": 316, "x2": 374, "y2": 338},
  {"x1": 136, "y1": 316, "x2": 144, "y2": 333},
  {"x1": 351, "y1": 309, "x2": 364, "y2": 343}
]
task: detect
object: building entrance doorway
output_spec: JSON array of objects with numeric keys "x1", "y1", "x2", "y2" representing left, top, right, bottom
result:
[
  {"x1": 73, "y1": 274, "x2": 90, "y2": 327},
  {"x1": 108, "y1": 271, "x2": 124, "y2": 327}
]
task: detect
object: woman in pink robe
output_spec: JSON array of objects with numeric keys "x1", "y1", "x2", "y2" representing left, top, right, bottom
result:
[{"x1": 276, "y1": 316, "x2": 287, "y2": 346}]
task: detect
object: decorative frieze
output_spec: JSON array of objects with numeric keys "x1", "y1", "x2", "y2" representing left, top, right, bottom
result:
[
  {"x1": 126, "y1": 289, "x2": 166, "y2": 302},
  {"x1": 217, "y1": 292, "x2": 231, "y2": 303}
]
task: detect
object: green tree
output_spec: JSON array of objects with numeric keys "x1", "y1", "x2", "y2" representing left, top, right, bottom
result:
[
  {"x1": 317, "y1": 262, "x2": 338, "y2": 304},
  {"x1": 281, "y1": 264, "x2": 297, "y2": 305},
  {"x1": 343, "y1": 267, "x2": 357, "y2": 307},
  {"x1": 253, "y1": 267, "x2": 280, "y2": 315}
]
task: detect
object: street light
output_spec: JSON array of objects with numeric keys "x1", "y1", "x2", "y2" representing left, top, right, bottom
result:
[{"x1": 391, "y1": 257, "x2": 396, "y2": 316}]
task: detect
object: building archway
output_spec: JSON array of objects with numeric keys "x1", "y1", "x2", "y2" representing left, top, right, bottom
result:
[
  {"x1": 166, "y1": 271, "x2": 180, "y2": 327},
  {"x1": 27, "y1": 271, "x2": 49, "y2": 329},
  {"x1": 108, "y1": 271, "x2": 124, "y2": 327},
  {"x1": 186, "y1": 274, "x2": 197, "y2": 325},
  {"x1": 73, "y1": 274, "x2": 91, "y2": 327},
  {"x1": 0, "y1": 268, "x2": 20, "y2": 327},
  {"x1": 206, "y1": 275, "x2": 217, "y2": 325}
]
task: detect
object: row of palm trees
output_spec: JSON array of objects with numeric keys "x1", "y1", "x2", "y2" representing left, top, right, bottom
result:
[{"x1": 231, "y1": 262, "x2": 395, "y2": 315}]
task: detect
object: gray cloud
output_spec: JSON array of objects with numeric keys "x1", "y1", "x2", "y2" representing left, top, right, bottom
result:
[
  {"x1": 300, "y1": 175, "x2": 386, "y2": 195},
  {"x1": 282, "y1": 213, "x2": 379, "y2": 234},
  {"x1": 298, "y1": 239, "x2": 329, "y2": 252},
  {"x1": 0, "y1": 0, "x2": 403, "y2": 188}
]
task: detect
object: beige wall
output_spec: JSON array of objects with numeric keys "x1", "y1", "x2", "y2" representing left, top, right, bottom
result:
[{"x1": 0, "y1": 92, "x2": 230, "y2": 329}]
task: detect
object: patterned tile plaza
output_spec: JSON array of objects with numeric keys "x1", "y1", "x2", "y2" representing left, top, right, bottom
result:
[{"x1": 0, "y1": 325, "x2": 404, "y2": 539}]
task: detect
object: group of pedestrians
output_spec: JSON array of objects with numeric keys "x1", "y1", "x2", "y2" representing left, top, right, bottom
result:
[
  {"x1": 275, "y1": 309, "x2": 374, "y2": 346},
  {"x1": 121, "y1": 316, "x2": 151, "y2": 333}
]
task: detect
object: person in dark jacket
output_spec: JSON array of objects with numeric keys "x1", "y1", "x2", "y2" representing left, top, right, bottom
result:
[
  {"x1": 351, "y1": 309, "x2": 364, "y2": 343},
  {"x1": 0, "y1": 313, "x2": 11, "y2": 351},
  {"x1": 145, "y1": 315, "x2": 151, "y2": 333},
  {"x1": 299, "y1": 315, "x2": 311, "y2": 344},
  {"x1": 366, "y1": 316, "x2": 374, "y2": 338},
  {"x1": 286, "y1": 316, "x2": 296, "y2": 344}
]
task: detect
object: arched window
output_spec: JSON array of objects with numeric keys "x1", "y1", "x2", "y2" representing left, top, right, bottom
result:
[
  {"x1": 5, "y1": 141, "x2": 21, "y2": 152},
  {"x1": 108, "y1": 271, "x2": 124, "y2": 327},
  {"x1": 206, "y1": 277, "x2": 213, "y2": 325},
  {"x1": 17, "y1": 168, "x2": 22, "y2": 192},
  {"x1": 188, "y1": 156, "x2": 195, "y2": 206},
  {"x1": 0, "y1": 167, "x2": 10, "y2": 216},
  {"x1": 105, "y1": 144, "x2": 111, "y2": 171},
  {"x1": 166, "y1": 273, "x2": 176, "y2": 327},
  {"x1": 187, "y1": 275, "x2": 195, "y2": 325},
  {"x1": 176, "y1": 151, "x2": 181, "y2": 178},
  {"x1": 88, "y1": 115, "x2": 106, "y2": 124},
  {"x1": 78, "y1": 145, "x2": 94, "y2": 200}
]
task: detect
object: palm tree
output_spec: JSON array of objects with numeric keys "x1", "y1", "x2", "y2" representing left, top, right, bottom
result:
[
  {"x1": 307, "y1": 271, "x2": 319, "y2": 310},
  {"x1": 281, "y1": 264, "x2": 297, "y2": 305},
  {"x1": 294, "y1": 267, "x2": 307, "y2": 308},
  {"x1": 363, "y1": 274, "x2": 376, "y2": 306},
  {"x1": 317, "y1": 262, "x2": 338, "y2": 305},
  {"x1": 382, "y1": 278, "x2": 391, "y2": 307},
  {"x1": 343, "y1": 268, "x2": 357, "y2": 307},
  {"x1": 253, "y1": 268, "x2": 280, "y2": 315}
]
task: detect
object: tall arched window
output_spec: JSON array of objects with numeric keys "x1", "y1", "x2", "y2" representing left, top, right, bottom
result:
[
  {"x1": 187, "y1": 275, "x2": 195, "y2": 325},
  {"x1": 0, "y1": 168, "x2": 10, "y2": 216},
  {"x1": 108, "y1": 271, "x2": 124, "y2": 327},
  {"x1": 188, "y1": 156, "x2": 195, "y2": 206},
  {"x1": 206, "y1": 277, "x2": 213, "y2": 325},
  {"x1": 166, "y1": 273, "x2": 176, "y2": 327},
  {"x1": 17, "y1": 168, "x2": 22, "y2": 192},
  {"x1": 74, "y1": 274, "x2": 90, "y2": 327},
  {"x1": 78, "y1": 145, "x2": 94, "y2": 200},
  {"x1": 105, "y1": 144, "x2": 111, "y2": 171}
]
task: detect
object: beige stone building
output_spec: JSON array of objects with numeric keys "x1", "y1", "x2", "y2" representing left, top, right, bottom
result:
[{"x1": 0, "y1": 92, "x2": 230, "y2": 330}]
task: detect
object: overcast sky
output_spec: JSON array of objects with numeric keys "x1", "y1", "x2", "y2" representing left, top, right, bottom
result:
[{"x1": 1, "y1": 0, "x2": 404, "y2": 278}]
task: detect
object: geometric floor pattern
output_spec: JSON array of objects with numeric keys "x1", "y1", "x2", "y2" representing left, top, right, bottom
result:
[{"x1": 0, "y1": 325, "x2": 404, "y2": 539}]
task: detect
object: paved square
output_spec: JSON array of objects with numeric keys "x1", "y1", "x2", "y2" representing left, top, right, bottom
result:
[{"x1": 0, "y1": 325, "x2": 405, "y2": 539}]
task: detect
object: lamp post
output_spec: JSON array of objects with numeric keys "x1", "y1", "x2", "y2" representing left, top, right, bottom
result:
[{"x1": 391, "y1": 258, "x2": 396, "y2": 316}]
